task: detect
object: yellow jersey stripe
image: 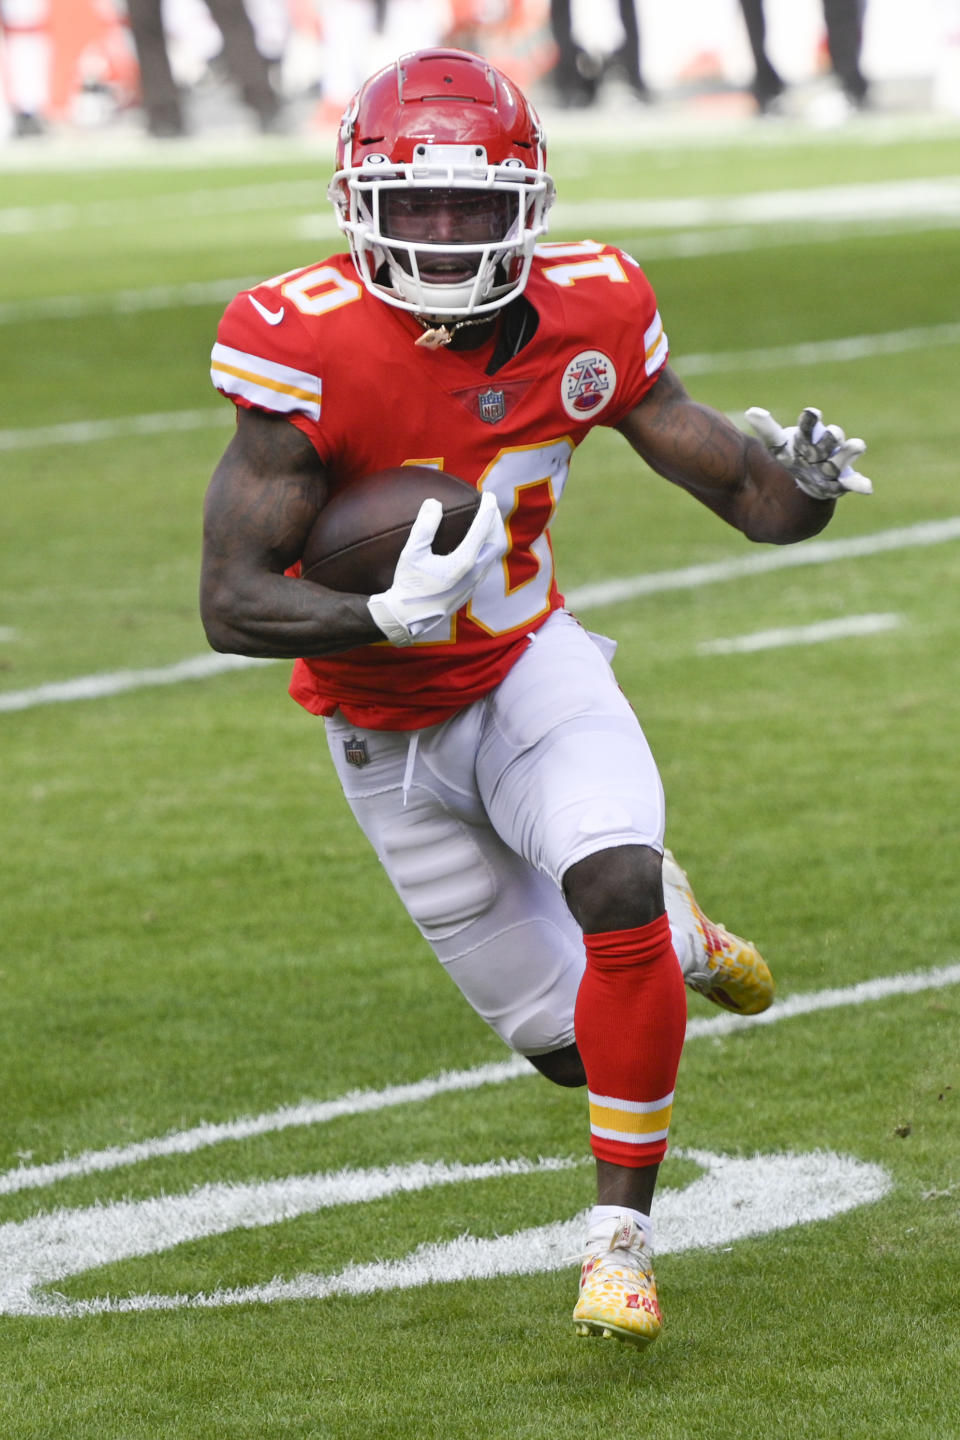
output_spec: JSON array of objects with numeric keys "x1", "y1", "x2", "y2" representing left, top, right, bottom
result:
[
  {"x1": 213, "y1": 359, "x2": 317, "y2": 406},
  {"x1": 210, "y1": 340, "x2": 322, "y2": 421},
  {"x1": 644, "y1": 311, "x2": 669, "y2": 376}
]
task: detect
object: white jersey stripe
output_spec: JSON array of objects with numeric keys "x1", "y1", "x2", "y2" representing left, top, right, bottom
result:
[
  {"x1": 644, "y1": 309, "x2": 668, "y2": 375},
  {"x1": 210, "y1": 341, "x2": 321, "y2": 421}
]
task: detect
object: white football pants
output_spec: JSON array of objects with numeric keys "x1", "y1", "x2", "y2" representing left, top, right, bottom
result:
[{"x1": 324, "y1": 610, "x2": 666, "y2": 1057}]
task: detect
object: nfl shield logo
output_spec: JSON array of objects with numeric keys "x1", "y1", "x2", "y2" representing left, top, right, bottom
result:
[
  {"x1": 478, "y1": 387, "x2": 506, "y2": 424},
  {"x1": 343, "y1": 735, "x2": 369, "y2": 768}
]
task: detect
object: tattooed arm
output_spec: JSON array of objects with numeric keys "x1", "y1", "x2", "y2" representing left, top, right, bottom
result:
[
  {"x1": 200, "y1": 408, "x2": 382, "y2": 656},
  {"x1": 615, "y1": 366, "x2": 836, "y2": 543}
]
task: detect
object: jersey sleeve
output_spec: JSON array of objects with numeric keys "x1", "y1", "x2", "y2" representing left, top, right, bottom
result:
[
  {"x1": 210, "y1": 282, "x2": 323, "y2": 425},
  {"x1": 601, "y1": 246, "x2": 669, "y2": 426}
]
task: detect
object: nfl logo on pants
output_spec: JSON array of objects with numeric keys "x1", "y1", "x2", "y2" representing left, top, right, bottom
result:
[{"x1": 343, "y1": 735, "x2": 369, "y2": 768}]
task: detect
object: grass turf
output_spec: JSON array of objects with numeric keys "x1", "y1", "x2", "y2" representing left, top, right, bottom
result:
[{"x1": 1, "y1": 116, "x2": 959, "y2": 1438}]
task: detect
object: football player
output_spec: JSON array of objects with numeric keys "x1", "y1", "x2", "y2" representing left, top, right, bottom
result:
[{"x1": 200, "y1": 48, "x2": 871, "y2": 1349}]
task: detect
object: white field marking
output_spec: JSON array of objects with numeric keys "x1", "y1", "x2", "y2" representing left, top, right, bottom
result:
[
  {"x1": 0, "y1": 627, "x2": 17, "y2": 641},
  {"x1": 0, "y1": 1156, "x2": 577, "y2": 1318},
  {"x1": 4, "y1": 175, "x2": 953, "y2": 240},
  {"x1": 0, "y1": 277, "x2": 260, "y2": 325},
  {"x1": 567, "y1": 515, "x2": 960, "y2": 613},
  {"x1": 5, "y1": 320, "x2": 960, "y2": 453},
  {"x1": 538, "y1": 108, "x2": 960, "y2": 154},
  {"x1": 292, "y1": 178, "x2": 960, "y2": 243},
  {"x1": 625, "y1": 212, "x2": 960, "y2": 261},
  {"x1": 0, "y1": 654, "x2": 277, "y2": 714},
  {"x1": 1, "y1": 110, "x2": 957, "y2": 174},
  {"x1": 0, "y1": 1148, "x2": 891, "y2": 1318},
  {"x1": 697, "y1": 611, "x2": 902, "y2": 655},
  {"x1": 0, "y1": 1058, "x2": 533, "y2": 1195},
  {"x1": 683, "y1": 962, "x2": 960, "y2": 1042},
  {"x1": 1, "y1": 516, "x2": 958, "y2": 715},
  {"x1": 678, "y1": 321, "x2": 960, "y2": 377},
  {"x1": 9, "y1": 318, "x2": 960, "y2": 456},
  {"x1": 2, "y1": 963, "x2": 957, "y2": 1199},
  {"x1": 0, "y1": 181, "x2": 322, "y2": 237},
  {"x1": 4, "y1": 209, "x2": 959, "y2": 328},
  {"x1": 549, "y1": 177, "x2": 960, "y2": 232},
  {"x1": 0, "y1": 407, "x2": 232, "y2": 452}
]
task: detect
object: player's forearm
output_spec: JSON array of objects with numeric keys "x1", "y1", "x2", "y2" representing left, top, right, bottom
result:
[
  {"x1": 622, "y1": 393, "x2": 835, "y2": 543},
  {"x1": 621, "y1": 370, "x2": 839, "y2": 544},
  {"x1": 736, "y1": 436, "x2": 837, "y2": 543},
  {"x1": 200, "y1": 569, "x2": 382, "y2": 657},
  {"x1": 664, "y1": 420, "x2": 837, "y2": 543}
]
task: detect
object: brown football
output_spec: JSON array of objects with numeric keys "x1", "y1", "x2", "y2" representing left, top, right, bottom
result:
[{"x1": 300, "y1": 466, "x2": 481, "y2": 595}]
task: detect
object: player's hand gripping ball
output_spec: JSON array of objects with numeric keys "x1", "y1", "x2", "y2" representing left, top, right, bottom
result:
[
  {"x1": 300, "y1": 466, "x2": 507, "y2": 645},
  {"x1": 300, "y1": 466, "x2": 482, "y2": 595}
]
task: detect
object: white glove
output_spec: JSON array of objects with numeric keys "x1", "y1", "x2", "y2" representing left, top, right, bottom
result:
[
  {"x1": 746, "y1": 405, "x2": 873, "y2": 500},
  {"x1": 368, "y1": 490, "x2": 507, "y2": 646}
]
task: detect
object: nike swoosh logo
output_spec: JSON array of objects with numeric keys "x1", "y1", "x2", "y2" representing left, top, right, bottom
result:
[{"x1": 248, "y1": 294, "x2": 285, "y2": 326}]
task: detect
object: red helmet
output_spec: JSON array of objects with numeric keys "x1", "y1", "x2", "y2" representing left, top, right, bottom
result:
[{"x1": 328, "y1": 49, "x2": 554, "y2": 322}]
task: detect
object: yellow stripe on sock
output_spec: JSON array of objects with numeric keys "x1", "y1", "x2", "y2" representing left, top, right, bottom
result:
[{"x1": 588, "y1": 1098, "x2": 673, "y2": 1137}]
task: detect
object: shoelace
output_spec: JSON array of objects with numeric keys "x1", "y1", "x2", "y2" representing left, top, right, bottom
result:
[{"x1": 568, "y1": 1236, "x2": 654, "y2": 1276}]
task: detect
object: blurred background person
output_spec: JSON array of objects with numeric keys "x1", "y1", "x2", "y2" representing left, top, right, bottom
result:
[
  {"x1": 739, "y1": 0, "x2": 870, "y2": 114},
  {"x1": 310, "y1": 0, "x2": 447, "y2": 123},
  {"x1": 549, "y1": 0, "x2": 649, "y2": 106},
  {"x1": 125, "y1": 0, "x2": 283, "y2": 136},
  {"x1": 0, "y1": 0, "x2": 51, "y2": 135}
]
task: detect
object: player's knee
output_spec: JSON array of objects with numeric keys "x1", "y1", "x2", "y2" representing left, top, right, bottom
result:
[
  {"x1": 562, "y1": 843, "x2": 664, "y2": 934},
  {"x1": 502, "y1": 999, "x2": 577, "y2": 1056},
  {"x1": 525, "y1": 1041, "x2": 586, "y2": 1088}
]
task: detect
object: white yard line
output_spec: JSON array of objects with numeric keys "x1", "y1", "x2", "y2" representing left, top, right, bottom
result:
[
  {"x1": 3, "y1": 218, "x2": 959, "y2": 326},
  {"x1": 552, "y1": 177, "x2": 960, "y2": 231},
  {"x1": 1, "y1": 961, "x2": 957, "y2": 1198},
  {"x1": 678, "y1": 321, "x2": 960, "y2": 377},
  {"x1": 0, "y1": 654, "x2": 276, "y2": 711},
  {"x1": 2, "y1": 319, "x2": 959, "y2": 453},
  {"x1": 0, "y1": 407, "x2": 233, "y2": 451},
  {"x1": 0, "y1": 174, "x2": 957, "y2": 322},
  {"x1": 0, "y1": 277, "x2": 259, "y2": 325},
  {"x1": 566, "y1": 516, "x2": 960, "y2": 611},
  {"x1": 697, "y1": 612, "x2": 902, "y2": 654},
  {"x1": 1, "y1": 517, "x2": 957, "y2": 713},
  {"x1": 0, "y1": 180, "x2": 321, "y2": 236}
]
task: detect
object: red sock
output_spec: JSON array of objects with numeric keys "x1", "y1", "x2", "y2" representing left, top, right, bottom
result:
[{"x1": 575, "y1": 912, "x2": 687, "y2": 1167}]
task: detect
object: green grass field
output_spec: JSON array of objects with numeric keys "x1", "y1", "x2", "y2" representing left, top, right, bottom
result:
[{"x1": 1, "y1": 112, "x2": 959, "y2": 1439}]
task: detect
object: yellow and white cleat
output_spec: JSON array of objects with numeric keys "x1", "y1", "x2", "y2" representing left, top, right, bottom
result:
[
  {"x1": 572, "y1": 1216, "x2": 662, "y2": 1349},
  {"x1": 663, "y1": 849, "x2": 773, "y2": 1016}
]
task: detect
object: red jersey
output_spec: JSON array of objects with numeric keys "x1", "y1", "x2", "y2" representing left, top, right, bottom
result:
[{"x1": 211, "y1": 241, "x2": 669, "y2": 728}]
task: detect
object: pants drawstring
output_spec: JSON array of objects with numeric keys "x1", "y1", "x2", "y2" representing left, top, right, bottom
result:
[{"x1": 402, "y1": 731, "x2": 419, "y2": 807}]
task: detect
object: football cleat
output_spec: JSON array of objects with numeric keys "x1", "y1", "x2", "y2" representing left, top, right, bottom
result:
[
  {"x1": 663, "y1": 849, "x2": 773, "y2": 1015},
  {"x1": 573, "y1": 1215, "x2": 662, "y2": 1348}
]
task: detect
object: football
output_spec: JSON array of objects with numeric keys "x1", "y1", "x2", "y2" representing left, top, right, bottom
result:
[{"x1": 299, "y1": 466, "x2": 481, "y2": 595}]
